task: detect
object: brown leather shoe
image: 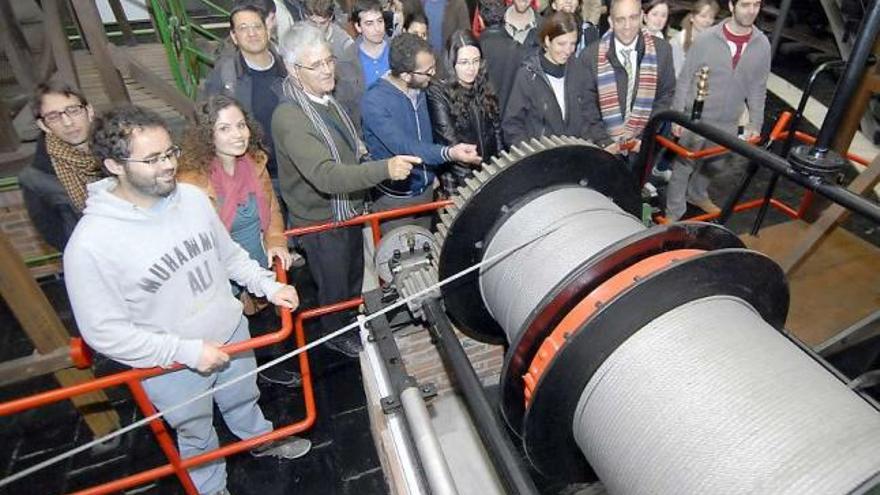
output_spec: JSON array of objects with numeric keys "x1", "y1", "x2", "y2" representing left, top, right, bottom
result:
[{"x1": 689, "y1": 198, "x2": 721, "y2": 214}]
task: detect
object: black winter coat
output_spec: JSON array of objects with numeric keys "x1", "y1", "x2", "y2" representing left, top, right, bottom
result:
[
  {"x1": 481, "y1": 25, "x2": 538, "y2": 114},
  {"x1": 426, "y1": 80, "x2": 504, "y2": 162},
  {"x1": 501, "y1": 52, "x2": 590, "y2": 146}
]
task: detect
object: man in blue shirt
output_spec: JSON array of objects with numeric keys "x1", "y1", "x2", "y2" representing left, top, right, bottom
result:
[
  {"x1": 361, "y1": 33, "x2": 481, "y2": 232},
  {"x1": 353, "y1": 0, "x2": 390, "y2": 88}
]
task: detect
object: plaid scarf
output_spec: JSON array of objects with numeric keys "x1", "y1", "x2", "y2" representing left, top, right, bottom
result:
[
  {"x1": 45, "y1": 133, "x2": 105, "y2": 212},
  {"x1": 596, "y1": 31, "x2": 658, "y2": 142}
]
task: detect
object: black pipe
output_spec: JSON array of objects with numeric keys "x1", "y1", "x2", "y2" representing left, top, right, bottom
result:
[
  {"x1": 813, "y1": 4, "x2": 880, "y2": 152},
  {"x1": 637, "y1": 110, "x2": 880, "y2": 224},
  {"x1": 423, "y1": 299, "x2": 541, "y2": 495},
  {"x1": 769, "y1": 0, "x2": 794, "y2": 62},
  {"x1": 749, "y1": 60, "x2": 847, "y2": 234}
]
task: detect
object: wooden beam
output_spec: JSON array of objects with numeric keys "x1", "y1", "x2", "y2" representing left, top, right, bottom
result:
[
  {"x1": 0, "y1": 0, "x2": 38, "y2": 90},
  {"x1": 0, "y1": 95, "x2": 20, "y2": 153},
  {"x1": 43, "y1": 0, "x2": 80, "y2": 89},
  {"x1": 0, "y1": 347, "x2": 74, "y2": 387},
  {"x1": 780, "y1": 156, "x2": 880, "y2": 275},
  {"x1": 107, "y1": 0, "x2": 137, "y2": 47},
  {"x1": 833, "y1": 38, "x2": 880, "y2": 154},
  {"x1": 0, "y1": 231, "x2": 120, "y2": 437},
  {"x1": 109, "y1": 45, "x2": 196, "y2": 120},
  {"x1": 68, "y1": 0, "x2": 130, "y2": 104}
]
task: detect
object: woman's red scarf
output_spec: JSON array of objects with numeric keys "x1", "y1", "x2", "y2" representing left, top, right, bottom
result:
[{"x1": 209, "y1": 153, "x2": 270, "y2": 232}]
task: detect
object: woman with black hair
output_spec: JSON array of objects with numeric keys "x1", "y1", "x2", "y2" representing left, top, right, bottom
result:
[{"x1": 426, "y1": 29, "x2": 503, "y2": 194}]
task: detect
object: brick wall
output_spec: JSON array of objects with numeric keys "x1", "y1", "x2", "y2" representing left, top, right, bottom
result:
[
  {"x1": 395, "y1": 324, "x2": 505, "y2": 396},
  {"x1": 0, "y1": 188, "x2": 63, "y2": 278}
]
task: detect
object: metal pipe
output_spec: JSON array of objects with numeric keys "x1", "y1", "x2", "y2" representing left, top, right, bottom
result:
[
  {"x1": 400, "y1": 387, "x2": 459, "y2": 495},
  {"x1": 814, "y1": 3, "x2": 880, "y2": 151},
  {"x1": 750, "y1": 60, "x2": 846, "y2": 233},
  {"x1": 769, "y1": 0, "x2": 793, "y2": 61},
  {"x1": 360, "y1": 325, "x2": 428, "y2": 495},
  {"x1": 638, "y1": 110, "x2": 880, "y2": 224},
  {"x1": 423, "y1": 299, "x2": 540, "y2": 495}
]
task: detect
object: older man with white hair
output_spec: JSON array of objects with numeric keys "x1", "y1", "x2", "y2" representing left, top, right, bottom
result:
[{"x1": 272, "y1": 23, "x2": 421, "y2": 357}]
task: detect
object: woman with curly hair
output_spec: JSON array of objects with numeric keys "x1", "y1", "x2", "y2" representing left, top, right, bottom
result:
[
  {"x1": 426, "y1": 29, "x2": 503, "y2": 194},
  {"x1": 178, "y1": 95, "x2": 292, "y2": 312}
]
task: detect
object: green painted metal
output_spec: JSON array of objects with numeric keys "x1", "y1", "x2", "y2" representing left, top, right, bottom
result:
[{"x1": 148, "y1": 0, "x2": 229, "y2": 98}]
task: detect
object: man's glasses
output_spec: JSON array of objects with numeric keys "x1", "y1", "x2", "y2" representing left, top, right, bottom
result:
[
  {"x1": 411, "y1": 65, "x2": 436, "y2": 77},
  {"x1": 40, "y1": 104, "x2": 87, "y2": 125},
  {"x1": 295, "y1": 56, "x2": 337, "y2": 72},
  {"x1": 120, "y1": 146, "x2": 181, "y2": 166},
  {"x1": 234, "y1": 23, "x2": 266, "y2": 33}
]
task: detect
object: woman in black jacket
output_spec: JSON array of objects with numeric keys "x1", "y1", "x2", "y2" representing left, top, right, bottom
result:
[
  {"x1": 426, "y1": 29, "x2": 504, "y2": 194},
  {"x1": 502, "y1": 11, "x2": 589, "y2": 147}
]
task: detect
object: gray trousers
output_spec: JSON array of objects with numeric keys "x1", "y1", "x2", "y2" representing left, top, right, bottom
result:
[
  {"x1": 142, "y1": 316, "x2": 272, "y2": 494},
  {"x1": 664, "y1": 131, "x2": 728, "y2": 221},
  {"x1": 372, "y1": 187, "x2": 435, "y2": 234}
]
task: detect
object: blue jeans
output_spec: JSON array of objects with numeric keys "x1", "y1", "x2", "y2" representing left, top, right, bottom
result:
[{"x1": 142, "y1": 316, "x2": 273, "y2": 494}]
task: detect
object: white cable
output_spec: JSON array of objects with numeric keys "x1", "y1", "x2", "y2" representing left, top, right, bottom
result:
[{"x1": 0, "y1": 212, "x2": 581, "y2": 488}]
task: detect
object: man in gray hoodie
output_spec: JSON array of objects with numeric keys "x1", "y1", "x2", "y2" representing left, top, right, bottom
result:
[
  {"x1": 64, "y1": 106, "x2": 310, "y2": 495},
  {"x1": 664, "y1": 0, "x2": 770, "y2": 221}
]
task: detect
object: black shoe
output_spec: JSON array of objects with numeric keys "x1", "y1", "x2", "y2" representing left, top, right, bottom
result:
[
  {"x1": 258, "y1": 367, "x2": 302, "y2": 388},
  {"x1": 325, "y1": 335, "x2": 363, "y2": 358}
]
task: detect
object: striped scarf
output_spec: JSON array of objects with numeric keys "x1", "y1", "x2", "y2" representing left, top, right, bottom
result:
[
  {"x1": 283, "y1": 77, "x2": 365, "y2": 221},
  {"x1": 596, "y1": 31, "x2": 658, "y2": 142}
]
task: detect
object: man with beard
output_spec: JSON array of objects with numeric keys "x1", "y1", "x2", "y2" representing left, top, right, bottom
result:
[
  {"x1": 18, "y1": 82, "x2": 104, "y2": 250},
  {"x1": 64, "y1": 106, "x2": 310, "y2": 495},
  {"x1": 665, "y1": 0, "x2": 769, "y2": 221},
  {"x1": 361, "y1": 33, "x2": 481, "y2": 232}
]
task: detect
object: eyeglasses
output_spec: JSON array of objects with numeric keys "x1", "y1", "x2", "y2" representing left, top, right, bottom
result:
[
  {"x1": 40, "y1": 104, "x2": 87, "y2": 125},
  {"x1": 234, "y1": 22, "x2": 266, "y2": 33},
  {"x1": 120, "y1": 146, "x2": 181, "y2": 166},
  {"x1": 455, "y1": 57, "x2": 482, "y2": 67},
  {"x1": 411, "y1": 65, "x2": 436, "y2": 77},
  {"x1": 295, "y1": 56, "x2": 337, "y2": 72}
]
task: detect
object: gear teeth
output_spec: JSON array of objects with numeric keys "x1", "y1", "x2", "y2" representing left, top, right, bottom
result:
[
  {"x1": 510, "y1": 145, "x2": 527, "y2": 159},
  {"x1": 465, "y1": 176, "x2": 481, "y2": 191},
  {"x1": 437, "y1": 135, "x2": 599, "y2": 256},
  {"x1": 458, "y1": 184, "x2": 474, "y2": 201}
]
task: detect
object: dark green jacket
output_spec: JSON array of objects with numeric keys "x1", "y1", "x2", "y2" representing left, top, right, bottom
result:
[{"x1": 272, "y1": 99, "x2": 390, "y2": 226}]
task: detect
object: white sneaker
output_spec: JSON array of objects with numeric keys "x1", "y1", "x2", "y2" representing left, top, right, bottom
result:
[
  {"x1": 250, "y1": 436, "x2": 312, "y2": 460},
  {"x1": 652, "y1": 165, "x2": 672, "y2": 182}
]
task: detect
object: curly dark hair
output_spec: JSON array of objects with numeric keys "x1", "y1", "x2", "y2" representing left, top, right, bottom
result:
[
  {"x1": 178, "y1": 95, "x2": 265, "y2": 174},
  {"x1": 443, "y1": 30, "x2": 500, "y2": 136},
  {"x1": 91, "y1": 105, "x2": 169, "y2": 163}
]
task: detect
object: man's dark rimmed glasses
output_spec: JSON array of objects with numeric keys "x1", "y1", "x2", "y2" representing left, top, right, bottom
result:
[
  {"x1": 40, "y1": 104, "x2": 87, "y2": 125},
  {"x1": 120, "y1": 146, "x2": 181, "y2": 166}
]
